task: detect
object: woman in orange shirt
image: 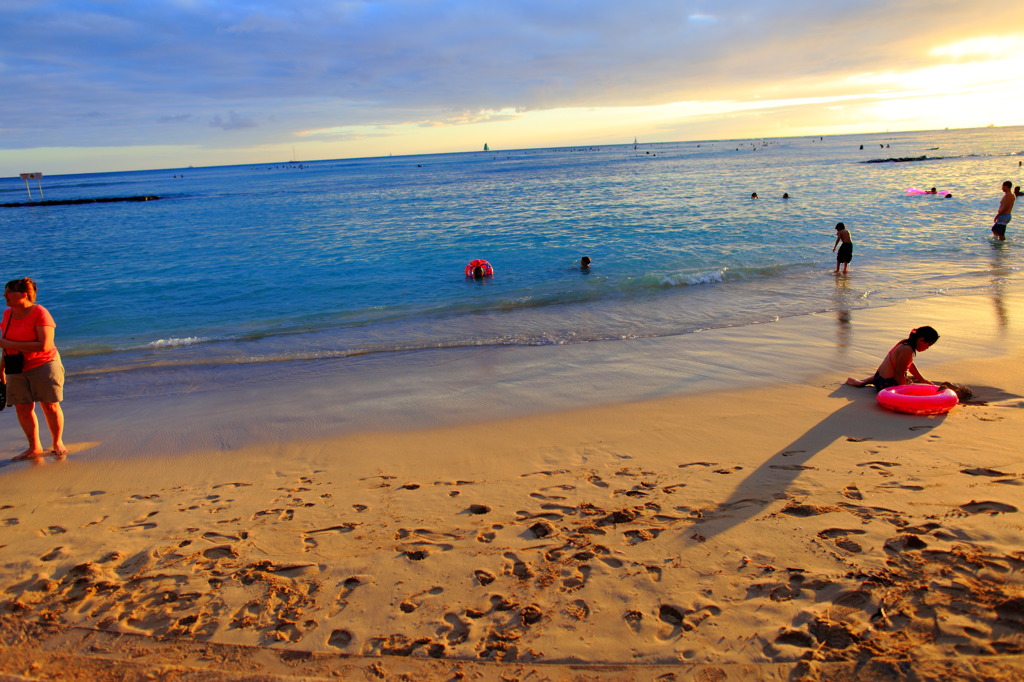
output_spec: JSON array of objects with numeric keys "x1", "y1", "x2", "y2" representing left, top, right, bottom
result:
[{"x1": 1, "y1": 278, "x2": 67, "y2": 460}]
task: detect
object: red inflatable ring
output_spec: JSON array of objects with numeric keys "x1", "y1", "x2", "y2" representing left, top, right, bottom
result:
[
  {"x1": 465, "y1": 259, "x2": 494, "y2": 277},
  {"x1": 877, "y1": 384, "x2": 958, "y2": 415}
]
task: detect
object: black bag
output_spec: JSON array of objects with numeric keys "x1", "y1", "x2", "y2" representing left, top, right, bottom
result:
[
  {"x1": 2, "y1": 315, "x2": 23, "y2": 375},
  {"x1": 3, "y1": 353, "x2": 24, "y2": 375}
]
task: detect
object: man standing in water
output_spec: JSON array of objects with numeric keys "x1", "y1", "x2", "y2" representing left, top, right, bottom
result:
[
  {"x1": 992, "y1": 180, "x2": 1015, "y2": 241},
  {"x1": 832, "y1": 222, "x2": 853, "y2": 274}
]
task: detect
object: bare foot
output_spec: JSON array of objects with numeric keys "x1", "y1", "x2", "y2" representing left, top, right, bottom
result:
[
  {"x1": 12, "y1": 448, "x2": 46, "y2": 462},
  {"x1": 52, "y1": 444, "x2": 70, "y2": 458},
  {"x1": 845, "y1": 377, "x2": 867, "y2": 387}
]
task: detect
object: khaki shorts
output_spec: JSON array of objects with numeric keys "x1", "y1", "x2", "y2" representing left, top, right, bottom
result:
[{"x1": 5, "y1": 360, "x2": 64, "y2": 405}]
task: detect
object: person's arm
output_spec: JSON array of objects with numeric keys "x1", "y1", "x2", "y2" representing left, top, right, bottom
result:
[
  {"x1": 833, "y1": 235, "x2": 840, "y2": 251},
  {"x1": 907, "y1": 361, "x2": 933, "y2": 384},
  {"x1": 0, "y1": 325, "x2": 55, "y2": 354}
]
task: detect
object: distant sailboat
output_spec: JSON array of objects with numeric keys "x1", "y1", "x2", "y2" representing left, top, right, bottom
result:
[
  {"x1": 633, "y1": 137, "x2": 638, "y2": 151},
  {"x1": 483, "y1": 143, "x2": 489, "y2": 151}
]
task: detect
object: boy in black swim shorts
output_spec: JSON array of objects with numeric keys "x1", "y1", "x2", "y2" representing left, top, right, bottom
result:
[{"x1": 832, "y1": 222, "x2": 853, "y2": 274}]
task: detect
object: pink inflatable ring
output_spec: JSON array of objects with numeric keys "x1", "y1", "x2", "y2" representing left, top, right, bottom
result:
[{"x1": 876, "y1": 384, "x2": 958, "y2": 415}]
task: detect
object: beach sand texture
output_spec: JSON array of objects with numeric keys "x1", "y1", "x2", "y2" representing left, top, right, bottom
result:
[{"x1": 1, "y1": 297, "x2": 1023, "y2": 680}]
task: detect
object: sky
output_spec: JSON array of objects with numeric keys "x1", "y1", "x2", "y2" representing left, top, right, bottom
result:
[{"x1": 2, "y1": 0, "x2": 1024, "y2": 176}]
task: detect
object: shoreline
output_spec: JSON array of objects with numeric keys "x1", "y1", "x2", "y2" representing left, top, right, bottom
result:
[
  {"x1": 1, "y1": 292, "x2": 1023, "y2": 679},
  {"x1": 4, "y1": 289, "x2": 1020, "y2": 464}
]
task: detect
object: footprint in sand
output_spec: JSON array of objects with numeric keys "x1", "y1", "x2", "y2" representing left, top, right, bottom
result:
[
  {"x1": 40, "y1": 547, "x2": 66, "y2": 561},
  {"x1": 442, "y1": 612, "x2": 470, "y2": 644},
  {"x1": 656, "y1": 603, "x2": 721, "y2": 639},
  {"x1": 624, "y1": 610, "x2": 644, "y2": 632},
  {"x1": 526, "y1": 520, "x2": 557, "y2": 539},
  {"x1": 203, "y1": 530, "x2": 245, "y2": 542},
  {"x1": 884, "y1": 534, "x2": 928, "y2": 552},
  {"x1": 520, "y1": 469, "x2": 571, "y2": 478},
  {"x1": 202, "y1": 545, "x2": 239, "y2": 560},
  {"x1": 780, "y1": 502, "x2": 838, "y2": 517},
  {"x1": 119, "y1": 522, "x2": 157, "y2": 532},
  {"x1": 961, "y1": 467, "x2": 1011, "y2": 477},
  {"x1": 958, "y1": 500, "x2": 1018, "y2": 515},
  {"x1": 327, "y1": 629, "x2": 353, "y2": 649},
  {"x1": 678, "y1": 462, "x2": 715, "y2": 468},
  {"x1": 877, "y1": 481, "x2": 925, "y2": 491},
  {"x1": 598, "y1": 555, "x2": 624, "y2": 569},
  {"x1": 561, "y1": 565, "x2": 591, "y2": 591},
  {"x1": 817, "y1": 528, "x2": 867, "y2": 553},
  {"x1": 565, "y1": 599, "x2": 590, "y2": 621},
  {"x1": 503, "y1": 553, "x2": 534, "y2": 581},
  {"x1": 474, "y1": 569, "x2": 496, "y2": 586},
  {"x1": 624, "y1": 528, "x2": 663, "y2": 544},
  {"x1": 842, "y1": 485, "x2": 863, "y2": 500}
]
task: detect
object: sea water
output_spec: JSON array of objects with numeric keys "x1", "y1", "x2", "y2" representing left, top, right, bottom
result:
[{"x1": 1, "y1": 126, "x2": 1022, "y2": 453}]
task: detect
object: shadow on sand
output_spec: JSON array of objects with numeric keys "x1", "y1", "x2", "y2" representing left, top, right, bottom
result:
[{"x1": 692, "y1": 385, "x2": 952, "y2": 542}]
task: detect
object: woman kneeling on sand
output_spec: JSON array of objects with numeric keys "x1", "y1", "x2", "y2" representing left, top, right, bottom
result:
[{"x1": 846, "y1": 326, "x2": 939, "y2": 392}]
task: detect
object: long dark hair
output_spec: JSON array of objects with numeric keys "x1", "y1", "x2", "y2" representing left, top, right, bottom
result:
[{"x1": 901, "y1": 326, "x2": 939, "y2": 350}]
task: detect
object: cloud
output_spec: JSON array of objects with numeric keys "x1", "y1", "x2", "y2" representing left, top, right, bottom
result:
[
  {"x1": 209, "y1": 111, "x2": 258, "y2": 131},
  {"x1": 1, "y1": 0, "x2": 1023, "y2": 155}
]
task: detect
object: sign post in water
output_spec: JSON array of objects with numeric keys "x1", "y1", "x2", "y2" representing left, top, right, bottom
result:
[{"x1": 19, "y1": 173, "x2": 44, "y2": 201}]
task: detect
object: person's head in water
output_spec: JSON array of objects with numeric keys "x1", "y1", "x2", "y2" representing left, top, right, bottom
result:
[
  {"x1": 782, "y1": 193, "x2": 789, "y2": 199},
  {"x1": 903, "y1": 326, "x2": 939, "y2": 352},
  {"x1": 580, "y1": 256, "x2": 591, "y2": 269},
  {"x1": 472, "y1": 265, "x2": 485, "y2": 279},
  {"x1": 750, "y1": 192, "x2": 758, "y2": 199}
]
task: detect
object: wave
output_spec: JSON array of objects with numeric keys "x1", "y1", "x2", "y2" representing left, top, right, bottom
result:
[
  {"x1": 140, "y1": 336, "x2": 213, "y2": 349},
  {"x1": 61, "y1": 261, "x2": 820, "y2": 362}
]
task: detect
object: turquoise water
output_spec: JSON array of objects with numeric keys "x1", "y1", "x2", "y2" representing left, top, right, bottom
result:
[{"x1": 2, "y1": 126, "x2": 1022, "y2": 402}]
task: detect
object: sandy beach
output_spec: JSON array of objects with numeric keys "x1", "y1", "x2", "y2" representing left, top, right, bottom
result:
[{"x1": 1, "y1": 294, "x2": 1023, "y2": 680}]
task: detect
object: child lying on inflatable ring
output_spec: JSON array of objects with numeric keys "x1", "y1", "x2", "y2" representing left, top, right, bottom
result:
[{"x1": 845, "y1": 326, "x2": 939, "y2": 392}]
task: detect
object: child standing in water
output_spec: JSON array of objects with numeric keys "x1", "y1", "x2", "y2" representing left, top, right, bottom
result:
[
  {"x1": 832, "y1": 222, "x2": 853, "y2": 274},
  {"x1": 845, "y1": 326, "x2": 939, "y2": 391}
]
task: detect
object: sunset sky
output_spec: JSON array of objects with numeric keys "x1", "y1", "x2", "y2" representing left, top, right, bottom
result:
[{"x1": 2, "y1": 0, "x2": 1023, "y2": 175}]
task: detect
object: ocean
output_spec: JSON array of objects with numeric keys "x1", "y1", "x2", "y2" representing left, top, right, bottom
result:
[{"x1": 2, "y1": 126, "x2": 1022, "y2": 456}]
